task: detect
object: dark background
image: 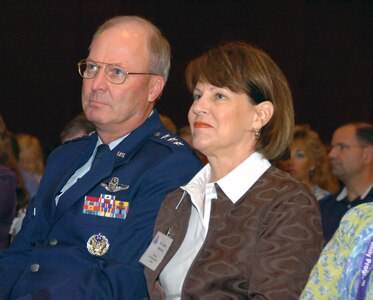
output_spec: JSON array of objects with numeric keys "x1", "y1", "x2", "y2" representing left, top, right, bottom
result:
[{"x1": 0, "y1": 0, "x2": 372, "y2": 153}]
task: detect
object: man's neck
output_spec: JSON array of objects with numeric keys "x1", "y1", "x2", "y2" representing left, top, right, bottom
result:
[
  {"x1": 345, "y1": 174, "x2": 373, "y2": 201},
  {"x1": 96, "y1": 110, "x2": 153, "y2": 144}
]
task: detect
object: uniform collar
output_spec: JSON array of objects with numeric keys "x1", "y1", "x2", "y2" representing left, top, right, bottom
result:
[{"x1": 96, "y1": 134, "x2": 129, "y2": 150}]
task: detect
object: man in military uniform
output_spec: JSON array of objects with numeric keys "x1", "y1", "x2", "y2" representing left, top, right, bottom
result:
[{"x1": 0, "y1": 16, "x2": 201, "y2": 299}]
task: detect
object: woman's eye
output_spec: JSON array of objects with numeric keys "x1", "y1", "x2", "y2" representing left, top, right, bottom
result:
[
  {"x1": 216, "y1": 93, "x2": 226, "y2": 100},
  {"x1": 295, "y1": 151, "x2": 305, "y2": 159},
  {"x1": 193, "y1": 94, "x2": 201, "y2": 101}
]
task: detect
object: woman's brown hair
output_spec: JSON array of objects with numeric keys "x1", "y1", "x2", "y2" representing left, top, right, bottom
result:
[{"x1": 185, "y1": 41, "x2": 294, "y2": 160}]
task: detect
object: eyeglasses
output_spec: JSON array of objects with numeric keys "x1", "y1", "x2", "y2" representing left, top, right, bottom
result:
[
  {"x1": 329, "y1": 143, "x2": 368, "y2": 152},
  {"x1": 77, "y1": 59, "x2": 159, "y2": 85}
]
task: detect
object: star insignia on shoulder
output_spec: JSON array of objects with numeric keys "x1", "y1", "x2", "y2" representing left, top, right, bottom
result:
[{"x1": 160, "y1": 134, "x2": 184, "y2": 146}]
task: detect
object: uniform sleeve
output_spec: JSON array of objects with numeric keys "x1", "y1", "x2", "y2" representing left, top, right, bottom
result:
[{"x1": 249, "y1": 188, "x2": 323, "y2": 300}]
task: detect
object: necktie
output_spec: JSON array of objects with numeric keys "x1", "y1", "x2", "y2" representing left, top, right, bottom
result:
[{"x1": 91, "y1": 144, "x2": 110, "y2": 170}]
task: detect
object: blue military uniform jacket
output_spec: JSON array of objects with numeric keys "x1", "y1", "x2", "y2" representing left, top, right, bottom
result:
[{"x1": 0, "y1": 111, "x2": 202, "y2": 300}]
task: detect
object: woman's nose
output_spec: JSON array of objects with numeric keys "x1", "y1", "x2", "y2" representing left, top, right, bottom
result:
[{"x1": 192, "y1": 98, "x2": 208, "y2": 115}]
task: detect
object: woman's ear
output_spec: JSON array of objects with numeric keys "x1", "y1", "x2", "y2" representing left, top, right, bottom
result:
[
  {"x1": 254, "y1": 100, "x2": 274, "y2": 128},
  {"x1": 148, "y1": 77, "x2": 165, "y2": 103}
]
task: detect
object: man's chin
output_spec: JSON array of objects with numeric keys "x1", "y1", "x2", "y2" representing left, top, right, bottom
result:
[
  {"x1": 332, "y1": 170, "x2": 344, "y2": 179},
  {"x1": 85, "y1": 109, "x2": 106, "y2": 123}
]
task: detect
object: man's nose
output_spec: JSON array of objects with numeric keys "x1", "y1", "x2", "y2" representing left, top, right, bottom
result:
[{"x1": 90, "y1": 68, "x2": 108, "y2": 91}]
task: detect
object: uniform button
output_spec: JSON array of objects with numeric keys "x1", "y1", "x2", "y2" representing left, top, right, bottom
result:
[
  {"x1": 49, "y1": 239, "x2": 58, "y2": 246},
  {"x1": 30, "y1": 263, "x2": 40, "y2": 272},
  {"x1": 154, "y1": 131, "x2": 160, "y2": 136}
]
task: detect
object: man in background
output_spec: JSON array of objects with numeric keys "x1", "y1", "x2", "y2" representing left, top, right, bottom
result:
[
  {"x1": 320, "y1": 122, "x2": 373, "y2": 243},
  {"x1": 60, "y1": 112, "x2": 95, "y2": 143}
]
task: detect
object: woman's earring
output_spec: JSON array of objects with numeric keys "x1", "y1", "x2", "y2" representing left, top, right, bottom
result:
[{"x1": 255, "y1": 128, "x2": 261, "y2": 140}]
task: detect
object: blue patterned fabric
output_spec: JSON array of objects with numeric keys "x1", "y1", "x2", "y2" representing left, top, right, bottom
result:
[{"x1": 300, "y1": 202, "x2": 373, "y2": 299}]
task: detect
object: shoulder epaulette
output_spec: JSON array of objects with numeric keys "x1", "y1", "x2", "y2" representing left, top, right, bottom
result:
[{"x1": 151, "y1": 129, "x2": 185, "y2": 148}]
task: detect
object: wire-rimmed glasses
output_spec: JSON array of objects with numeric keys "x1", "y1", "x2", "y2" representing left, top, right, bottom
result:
[{"x1": 77, "y1": 59, "x2": 158, "y2": 85}]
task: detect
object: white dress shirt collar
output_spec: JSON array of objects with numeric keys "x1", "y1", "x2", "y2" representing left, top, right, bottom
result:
[
  {"x1": 183, "y1": 152, "x2": 270, "y2": 203},
  {"x1": 337, "y1": 184, "x2": 373, "y2": 201},
  {"x1": 216, "y1": 152, "x2": 271, "y2": 203}
]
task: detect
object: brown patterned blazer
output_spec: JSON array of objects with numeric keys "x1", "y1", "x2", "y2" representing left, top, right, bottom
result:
[{"x1": 145, "y1": 166, "x2": 323, "y2": 300}]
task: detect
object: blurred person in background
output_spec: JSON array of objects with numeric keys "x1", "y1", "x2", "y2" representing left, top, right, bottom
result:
[
  {"x1": 320, "y1": 122, "x2": 373, "y2": 244},
  {"x1": 282, "y1": 124, "x2": 340, "y2": 200},
  {"x1": 300, "y1": 202, "x2": 373, "y2": 299},
  {"x1": 9, "y1": 133, "x2": 44, "y2": 238},
  {"x1": 0, "y1": 114, "x2": 17, "y2": 249},
  {"x1": 60, "y1": 112, "x2": 95, "y2": 143},
  {"x1": 177, "y1": 125, "x2": 193, "y2": 146},
  {"x1": 159, "y1": 113, "x2": 177, "y2": 134},
  {"x1": 178, "y1": 125, "x2": 208, "y2": 165},
  {"x1": 16, "y1": 133, "x2": 44, "y2": 197}
]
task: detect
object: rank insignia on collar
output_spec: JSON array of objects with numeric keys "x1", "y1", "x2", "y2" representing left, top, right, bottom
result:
[
  {"x1": 100, "y1": 177, "x2": 129, "y2": 192},
  {"x1": 87, "y1": 233, "x2": 110, "y2": 256}
]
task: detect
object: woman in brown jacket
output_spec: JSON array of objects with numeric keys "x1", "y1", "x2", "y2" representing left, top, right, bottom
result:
[{"x1": 144, "y1": 42, "x2": 323, "y2": 300}]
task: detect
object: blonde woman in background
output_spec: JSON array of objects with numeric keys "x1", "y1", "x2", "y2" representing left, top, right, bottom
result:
[
  {"x1": 0, "y1": 114, "x2": 17, "y2": 248},
  {"x1": 17, "y1": 133, "x2": 44, "y2": 193},
  {"x1": 159, "y1": 113, "x2": 177, "y2": 134},
  {"x1": 10, "y1": 134, "x2": 45, "y2": 237},
  {"x1": 282, "y1": 124, "x2": 340, "y2": 200}
]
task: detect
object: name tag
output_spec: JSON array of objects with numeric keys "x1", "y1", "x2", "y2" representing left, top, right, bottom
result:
[{"x1": 139, "y1": 231, "x2": 173, "y2": 271}]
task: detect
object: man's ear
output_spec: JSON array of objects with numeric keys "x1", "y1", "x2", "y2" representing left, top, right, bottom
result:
[
  {"x1": 363, "y1": 145, "x2": 373, "y2": 164},
  {"x1": 254, "y1": 100, "x2": 274, "y2": 128},
  {"x1": 148, "y1": 77, "x2": 165, "y2": 103}
]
